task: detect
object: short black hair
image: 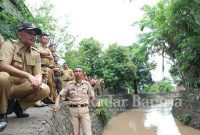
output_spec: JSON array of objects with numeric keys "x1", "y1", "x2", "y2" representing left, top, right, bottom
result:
[
  {"x1": 63, "y1": 62, "x2": 68, "y2": 65},
  {"x1": 49, "y1": 43, "x2": 56, "y2": 48},
  {"x1": 40, "y1": 33, "x2": 49, "y2": 38},
  {"x1": 73, "y1": 67, "x2": 84, "y2": 73}
]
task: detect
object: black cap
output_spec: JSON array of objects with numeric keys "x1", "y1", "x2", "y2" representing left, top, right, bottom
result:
[{"x1": 18, "y1": 23, "x2": 41, "y2": 35}]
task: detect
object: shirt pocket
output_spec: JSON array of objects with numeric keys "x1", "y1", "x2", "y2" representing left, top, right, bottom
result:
[
  {"x1": 26, "y1": 53, "x2": 37, "y2": 66},
  {"x1": 82, "y1": 88, "x2": 88, "y2": 94},
  {"x1": 12, "y1": 53, "x2": 23, "y2": 70},
  {"x1": 69, "y1": 89, "x2": 76, "y2": 97}
]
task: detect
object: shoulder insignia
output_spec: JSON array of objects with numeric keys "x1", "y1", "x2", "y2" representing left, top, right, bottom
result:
[
  {"x1": 82, "y1": 80, "x2": 89, "y2": 85},
  {"x1": 31, "y1": 46, "x2": 40, "y2": 53},
  {"x1": 67, "y1": 81, "x2": 74, "y2": 84},
  {"x1": 10, "y1": 39, "x2": 18, "y2": 44}
]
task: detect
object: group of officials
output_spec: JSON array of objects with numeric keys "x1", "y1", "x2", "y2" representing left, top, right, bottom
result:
[{"x1": 0, "y1": 23, "x2": 95, "y2": 135}]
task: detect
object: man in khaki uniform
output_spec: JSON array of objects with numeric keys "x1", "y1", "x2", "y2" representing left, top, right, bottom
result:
[
  {"x1": 37, "y1": 33, "x2": 53, "y2": 83},
  {"x1": 0, "y1": 23, "x2": 50, "y2": 131},
  {"x1": 61, "y1": 62, "x2": 74, "y2": 87},
  {"x1": 0, "y1": 32, "x2": 5, "y2": 49},
  {"x1": 46, "y1": 43, "x2": 57, "y2": 102},
  {"x1": 53, "y1": 55, "x2": 62, "y2": 94},
  {"x1": 34, "y1": 33, "x2": 54, "y2": 106},
  {"x1": 54, "y1": 67, "x2": 95, "y2": 135}
]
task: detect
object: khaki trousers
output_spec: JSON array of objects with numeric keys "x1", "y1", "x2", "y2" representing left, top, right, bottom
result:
[
  {"x1": 47, "y1": 68, "x2": 56, "y2": 101},
  {"x1": 0, "y1": 72, "x2": 50, "y2": 113},
  {"x1": 69, "y1": 107, "x2": 92, "y2": 135},
  {"x1": 41, "y1": 66, "x2": 49, "y2": 84}
]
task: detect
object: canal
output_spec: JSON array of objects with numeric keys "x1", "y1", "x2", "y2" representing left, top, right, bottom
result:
[{"x1": 103, "y1": 102, "x2": 200, "y2": 135}]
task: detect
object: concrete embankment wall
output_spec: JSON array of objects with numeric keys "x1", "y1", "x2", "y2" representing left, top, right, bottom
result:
[{"x1": 172, "y1": 89, "x2": 200, "y2": 130}]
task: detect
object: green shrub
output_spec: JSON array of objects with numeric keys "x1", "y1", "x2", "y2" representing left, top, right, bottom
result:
[
  {"x1": 95, "y1": 98, "x2": 111, "y2": 127},
  {"x1": 177, "y1": 114, "x2": 191, "y2": 125},
  {"x1": 145, "y1": 79, "x2": 174, "y2": 93},
  {"x1": 158, "y1": 80, "x2": 174, "y2": 92},
  {"x1": 146, "y1": 83, "x2": 159, "y2": 93}
]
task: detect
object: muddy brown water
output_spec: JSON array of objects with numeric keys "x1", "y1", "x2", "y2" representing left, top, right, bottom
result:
[{"x1": 103, "y1": 103, "x2": 200, "y2": 135}]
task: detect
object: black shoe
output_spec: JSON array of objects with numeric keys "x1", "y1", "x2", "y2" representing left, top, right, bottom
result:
[
  {"x1": 14, "y1": 101, "x2": 29, "y2": 118},
  {"x1": 43, "y1": 99, "x2": 55, "y2": 104},
  {"x1": 0, "y1": 113, "x2": 7, "y2": 132},
  {"x1": 6, "y1": 99, "x2": 16, "y2": 115}
]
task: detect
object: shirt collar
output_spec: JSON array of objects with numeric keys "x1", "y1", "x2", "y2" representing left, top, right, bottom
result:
[
  {"x1": 73, "y1": 80, "x2": 84, "y2": 86},
  {"x1": 17, "y1": 40, "x2": 32, "y2": 55}
]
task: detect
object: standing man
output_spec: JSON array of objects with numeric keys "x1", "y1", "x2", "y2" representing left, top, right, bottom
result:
[
  {"x1": 61, "y1": 62, "x2": 74, "y2": 100},
  {"x1": 61, "y1": 62, "x2": 74, "y2": 87},
  {"x1": 53, "y1": 55, "x2": 62, "y2": 94},
  {"x1": 0, "y1": 23, "x2": 50, "y2": 131},
  {"x1": 0, "y1": 32, "x2": 5, "y2": 49},
  {"x1": 34, "y1": 33, "x2": 54, "y2": 106},
  {"x1": 54, "y1": 67, "x2": 95, "y2": 135}
]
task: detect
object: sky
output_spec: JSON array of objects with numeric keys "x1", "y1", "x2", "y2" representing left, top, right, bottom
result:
[
  {"x1": 26, "y1": 0, "x2": 158, "y2": 47},
  {"x1": 26, "y1": 0, "x2": 172, "y2": 81}
]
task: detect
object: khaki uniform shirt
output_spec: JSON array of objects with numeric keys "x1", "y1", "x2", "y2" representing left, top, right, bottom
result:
[
  {"x1": 0, "y1": 34, "x2": 5, "y2": 49},
  {"x1": 61, "y1": 68, "x2": 74, "y2": 81},
  {"x1": 36, "y1": 43, "x2": 52, "y2": 66},
  {"x1": 0, "y1": 40, "x2": 41, "y2": 74},
  {"x1": 54, "y1": 63, "x2": 62, "y2": 76},
  {"x1": 49, "y1": 52, "x2": 56, "y2": 68},
  {"x1": 60, "y1": 80, "x2": 94, "y2": 105}
]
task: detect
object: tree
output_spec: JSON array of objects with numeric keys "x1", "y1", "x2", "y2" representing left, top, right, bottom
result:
[
  {"x1": 137, "y1": 0, "x2": 200, "y2": 88},
  {"x1": 79, "y1": 37, "x2": 103, "y2": 77},
  {"x1": 130, "y1": 43, "x2": 155, "y2": 92},
  {"x1": 27, "y1": 0, "x2": 76, "y2": 57},
  {"x1": 102, "y1": 44, "x2": 137, "y2": 94}
]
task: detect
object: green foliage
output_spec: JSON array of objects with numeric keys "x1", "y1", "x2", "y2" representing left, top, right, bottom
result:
[
  {"x1": 137, "y1": 0, "x2": 200, "y2": 88},
  {"x1": 147, "y1": 83, "x2": 160, "y2": 93},
  {"x1": 102, "y1": 44, "x2": 137, "y2": 94},
  {"x1": 130, "y1": 43, "x2": 155, "y2": 91},
  {"x1": 64, "y1": 49, "x2": 90, "y2": 72},
  {"x1": 65, "y1": 41, "x2": 139, "y2": 94},
  {"x1": 27, "y1": 0, "x2": 76, "y2": 54},
  {"x1": 29, "y1": 0, "x2": 57, "y2": 36},
  {"x1": 95, "y1": 98, "x2": 111, "y2": 127},
  {"x1": 0, "y1": 0, "x2": 33, "y2": 39},
  {"x1": 177, "y1": 114, "x2": 191, "y2": 125},
  {"x1": 159, "y1": 79, "x2": 174, "y2": 92},
  {"x1": 146, "y1": 79, "x2": 174, "y2": 93},
  {"x1": 0, "y1": 0, "x2": 75, "y2": 56},
  {"x1": 79, "y1": 37, "x2": 103, "y2": 76}
]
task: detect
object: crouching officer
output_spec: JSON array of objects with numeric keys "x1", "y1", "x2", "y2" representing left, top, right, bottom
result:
[
  {"x1": 0, "y1": 23, "x2": 50, "y2": 131},
  {"x1": 54, "y1": 67, "x2": 95, "y2": 135}
]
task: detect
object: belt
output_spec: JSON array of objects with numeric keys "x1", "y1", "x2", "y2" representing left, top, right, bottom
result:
[{"x1": 69, "y1": 104, "x2": 87, "y2": 107}]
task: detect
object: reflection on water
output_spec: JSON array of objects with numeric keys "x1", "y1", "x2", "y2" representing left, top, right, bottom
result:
[{"x1": 103, "y1": 104, "x2": 200, "y2": 135}]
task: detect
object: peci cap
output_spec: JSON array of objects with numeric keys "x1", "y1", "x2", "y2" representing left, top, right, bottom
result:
[{"x1": 18, "y1": 22, "x2": 41, "y2": 35}]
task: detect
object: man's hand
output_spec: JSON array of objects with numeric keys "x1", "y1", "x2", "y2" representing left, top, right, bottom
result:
[
  {"x1": 40, "y1": 51, "x2": 50, "y2": 57},
  {"x1": 27, "y1": 74, "x2": 42, "y2": 92},
  {"x1": 53, "y1": 95, "x2": 61, "y2": 111},
  {"x1": 53, "y1": 103, "x2": 60, "y2": 111}
]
